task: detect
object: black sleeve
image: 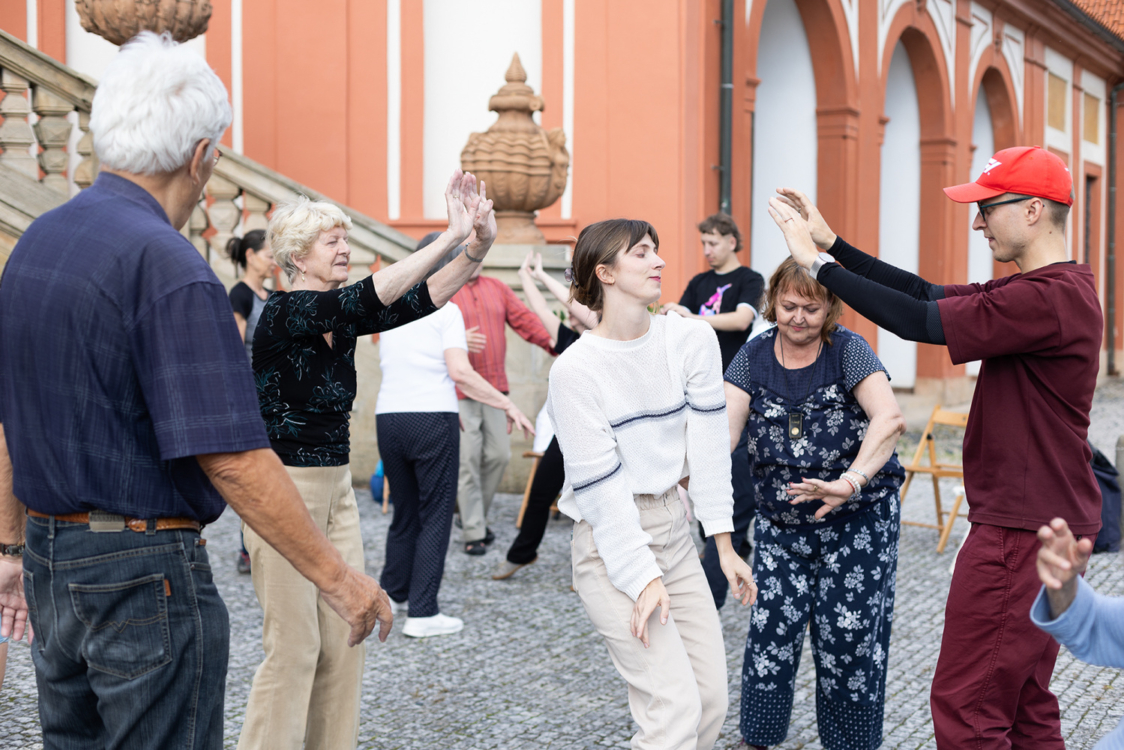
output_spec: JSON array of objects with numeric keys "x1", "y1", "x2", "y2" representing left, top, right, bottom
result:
[
  {"x1": 817, "y1": 263, "x2": 946, "y2": 345},
  {"x1": 738, "y1": 269, "x2": 765, "y2": 311},
  {"x1": 228, "y1": 282, "x2": 254, "y2": 318},
  {"x1": 554, "y1": 323, "x2": 580, "y2": 355},
  {"x1": 829, "y1": 237, "x2": 945, "y2": 302}
]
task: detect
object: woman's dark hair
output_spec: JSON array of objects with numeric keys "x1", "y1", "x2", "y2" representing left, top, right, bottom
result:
[
  {"x1": 762, "y1": 257, "x2": 844, "y2": 345},
  {"x1": 226, "y1": 229, "x2": 268, "y2": 271},
  {"x1": 570, "y1": 219, "x2": 659, "y2": 312}
]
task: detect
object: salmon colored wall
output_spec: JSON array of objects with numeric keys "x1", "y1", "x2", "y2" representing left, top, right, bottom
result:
[
  {"x1": 0, "y1": 4, "x2": 26, "y2": 43},
  {"x1": 208, "y1": 0, "x2": 232, "y2": 147},
  {"x1": 38, "y1": 0, "x2": 65, "y2": 62}
]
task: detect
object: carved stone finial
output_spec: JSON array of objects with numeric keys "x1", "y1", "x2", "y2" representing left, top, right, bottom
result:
[
  {"x1": 506, "y1": 53, "x2": 527, "y2": 84},
  {"x1": 461, "y1": 53, "x2": 570, "y2": 244},
  {"x1": 75, "y1": 0, "x2": 213, "y2": 46}
]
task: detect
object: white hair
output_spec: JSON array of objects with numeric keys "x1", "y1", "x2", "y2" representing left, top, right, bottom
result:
[
  {"x1": 269, "y1": 197, "x2": 354, "y2": 281},
  {"x1": 90, "y1": 32, "x2": 231, "y2": 175}
]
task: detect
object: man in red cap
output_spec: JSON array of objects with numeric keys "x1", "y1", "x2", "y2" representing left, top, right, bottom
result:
[{"x1": 765, "y1": 146, "x2": 1102, "y2": 749}]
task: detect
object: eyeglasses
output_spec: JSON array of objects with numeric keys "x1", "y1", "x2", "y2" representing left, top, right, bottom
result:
[
  {"x1": 212, "y1": 148, "x2": 222, "y2": 166},
  {"x1": 976, "y1": 196, "x2": 1030, "y2": 221}
]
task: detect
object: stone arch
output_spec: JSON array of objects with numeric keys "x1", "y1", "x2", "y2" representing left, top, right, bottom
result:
[
  {"x1": 878, "y1": 8, "x2": 957, "y2": 386},
  {"x1": 971, "y1": 53, "x2": 1021, "y2": 150},
  {"x1": 732, "y1": 0, "x2": 860, "y2": 266}
]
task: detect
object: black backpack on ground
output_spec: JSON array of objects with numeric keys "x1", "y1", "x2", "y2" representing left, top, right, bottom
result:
[{"x1": 1091, "y1": 441, "x2": 1121, "y2": 554}]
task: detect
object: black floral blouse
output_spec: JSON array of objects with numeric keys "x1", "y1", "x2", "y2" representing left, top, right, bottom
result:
[{"x1": 252, "y1": 278, "x2": 437, "y2": 467}]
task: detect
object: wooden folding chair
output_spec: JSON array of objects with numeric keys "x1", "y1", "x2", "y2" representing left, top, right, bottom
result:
[
  {"x1": 381, "y1": 475, "x2": 391, "y2": 514},
  {"x1": 516, "y1": 451, "x2": 543, "y2": 528},
  {"x1": 900, "y1": 405, "x2": 970, "y2": 553}
]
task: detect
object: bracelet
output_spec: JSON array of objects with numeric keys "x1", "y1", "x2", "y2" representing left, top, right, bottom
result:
[
  {"x1": 463, "y1": 246, "x2": 485, "y2": 263},
  {"x1": 845, "y1": 468, "x2": 870, "y2": 485},
  {"x1": 840, "y1": 474, "x2": 861, "y2": 500}
]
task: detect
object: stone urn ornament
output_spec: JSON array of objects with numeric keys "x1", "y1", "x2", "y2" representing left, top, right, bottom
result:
[
  {"x1": 461, "y1": 53, "x2": 569, "y2": 245},
  {"x1": 75, "y1": 0, "x2": 213, "y2": 45}
]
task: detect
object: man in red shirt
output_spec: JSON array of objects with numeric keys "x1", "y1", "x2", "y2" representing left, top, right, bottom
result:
[
  {"x1": 451, "y1": 262, "x2": 554, "y2": 555},
  {"x1": 767, "y1": 146, "x2": 1101, "y2": 749}
]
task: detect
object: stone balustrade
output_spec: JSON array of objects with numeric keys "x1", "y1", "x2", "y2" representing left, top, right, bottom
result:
[{"x1": 0, "y1": 27, "x2": 574, "y2": 493}]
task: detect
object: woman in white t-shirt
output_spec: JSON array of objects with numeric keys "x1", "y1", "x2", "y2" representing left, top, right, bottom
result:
[
  {"x1": 375, "y1": 238, "x2": 534, "y2": 638},
  {"x1": 547, "y1": 219, "x2": 757, "y2": 749}
]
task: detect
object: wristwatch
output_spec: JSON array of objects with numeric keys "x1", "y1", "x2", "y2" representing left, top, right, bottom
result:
[
  {"x1": 0, "y1": 543, "x2": 24, "y2": 557},
  {"x1": 809, "y1": 252, "x2": 836, "y2": 281}
]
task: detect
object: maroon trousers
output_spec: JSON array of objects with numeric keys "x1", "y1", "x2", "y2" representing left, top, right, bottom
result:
[{"x1": 930, "y1": 523, "x2": 1064, "y2": 749}]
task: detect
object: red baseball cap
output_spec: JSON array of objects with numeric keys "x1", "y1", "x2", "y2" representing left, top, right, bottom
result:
[{"x1": 943, "y1": 146, "x2": 1073, "y2": 206}]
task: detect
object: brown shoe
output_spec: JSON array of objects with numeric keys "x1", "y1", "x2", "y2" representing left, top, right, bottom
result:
[{"x1": 491, "y1": 556, "x2": 537, "y2": 580}]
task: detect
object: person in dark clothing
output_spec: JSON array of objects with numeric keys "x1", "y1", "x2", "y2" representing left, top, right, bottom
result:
[
  {"x1": 768, "y1": 146, "x2": 1102, "y2": 750},
  {"x1": 227, "y1": 229, "x2": 276, "y2": 574},
  {"x1": 492, "y1": 251, "x2": 598, "y2": 581},
  {"x1": 662, "y1": 213, "x2": 765, "y2": 608}
]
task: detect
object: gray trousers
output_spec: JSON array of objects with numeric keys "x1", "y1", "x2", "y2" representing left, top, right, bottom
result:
[{"x1": 457, "y1": 397, "x2": 511, "y2": 543}]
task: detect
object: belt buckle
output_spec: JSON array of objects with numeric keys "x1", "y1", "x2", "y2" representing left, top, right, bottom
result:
[{"x1": 88, "y1": 510, "x2": 126, "y2": 532}]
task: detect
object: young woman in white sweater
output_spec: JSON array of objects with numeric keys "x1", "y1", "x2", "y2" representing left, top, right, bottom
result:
[{"x1": 548, "y1": 219, "x2": 757, "y2": 750}]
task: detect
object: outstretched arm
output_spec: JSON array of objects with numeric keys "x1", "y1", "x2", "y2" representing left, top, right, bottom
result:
[
  {"x1": 517, "y1": 252, "x2": 562, "y2": 346},
  {"x1": 767, "y1": 196, "x2": 946, "y2": 345},
  {"x1": 532, "y1": 253, "x2": 599, "y2": 331},
  {"x1": 427, "y1": 174, "x2": 498, "y2": 307},
  {"x1": 444, "y1": 348, "x2": 535, "y2": 439},
  {"x1": 774, "y1": 188, "x2": 944, "y2": 301}
]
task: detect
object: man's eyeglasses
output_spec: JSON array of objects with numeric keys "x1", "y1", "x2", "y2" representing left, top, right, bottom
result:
[{"x1": 976, "y1": 196, "x2": 1029, "y2": 221}]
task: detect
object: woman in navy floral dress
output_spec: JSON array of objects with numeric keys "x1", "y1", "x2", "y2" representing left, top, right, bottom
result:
[
  {"x1": 240, "y1": 171, "x2": 496, "y2": 750},
  {"x1": 724, "y1": 258, "x2": 906, "y2": 750}
]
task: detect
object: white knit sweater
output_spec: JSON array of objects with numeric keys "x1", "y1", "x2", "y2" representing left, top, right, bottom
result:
[{"x1": 547, "y1": 313, "x2": 734, "y2": 600}]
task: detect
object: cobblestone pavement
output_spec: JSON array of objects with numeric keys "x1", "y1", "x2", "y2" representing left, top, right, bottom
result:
[{"x1": 2, "y1": 379, "x2": 1123, "y2": 749}]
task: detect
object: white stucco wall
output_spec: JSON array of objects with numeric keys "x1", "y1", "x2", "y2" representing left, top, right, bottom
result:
[
  {"x1": 422, "y1": 0, "x2": 542, "y2": 219},
  {"x1": 965, "y1": 90, "x2": 996, "y2": 376},
  {"x1": 64, "y1": 0, "x2": 206, "y2": 81},
  {"x1": 877, "y1": 42, "x2": 920, "y2": 388},
  {"x1": 750, "y1": 0, "x2": 817, "y2": 281}
]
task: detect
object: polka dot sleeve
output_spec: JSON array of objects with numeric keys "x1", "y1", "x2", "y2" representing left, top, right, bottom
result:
[
  {"x1": 723, "y1": 340, "x2": 752, "y2": 394},
  {"x1": 842, "y1": 334, "x2": 889, "y2": 391}
]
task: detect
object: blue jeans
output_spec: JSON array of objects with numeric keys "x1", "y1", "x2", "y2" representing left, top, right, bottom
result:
[
  {"x1": 23, "y1": 514, "x2": 228, "y2": 749},
  {"x1": 702, "y1": 425, "x2": 756, "y2": 608}
]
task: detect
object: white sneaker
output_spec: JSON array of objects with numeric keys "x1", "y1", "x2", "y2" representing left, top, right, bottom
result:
[
  {"x1": 389, "y1": 598, "x2": 406, "y2": 616},
  {"x1": 402, "y1": 613, "x2": 464, "y2": 638}
]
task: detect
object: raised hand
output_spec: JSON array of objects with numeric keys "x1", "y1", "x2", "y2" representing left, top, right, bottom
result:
[
  {"x1": 1037, "y1": 517, "x2": 1093, "y2": 618},
  {"x1": 767, "y1": 197, "x2": 820, "y2": 270},
  {"x1": 774, "y1": 188, "x2": 837, "y2": 250},
  {"x1": 518, "y1": 251, "x2": 534, "y2": 278},
  {"x1": 469, "y1": 179, "x2": 497, "y2": 251},
  {"x1": 532, "y1": 252, "x2": 546, "y2": 280},
  {"x1": 444, "y1": 170, "x2": 474, "y2": 244},
  {"x1": 631, "y1": 577, "x2": 670, "y2": 648}
]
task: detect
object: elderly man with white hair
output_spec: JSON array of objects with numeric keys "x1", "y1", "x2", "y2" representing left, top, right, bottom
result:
[{"x1": 0, "y1": 32, "x2": 493, "y2": 749}]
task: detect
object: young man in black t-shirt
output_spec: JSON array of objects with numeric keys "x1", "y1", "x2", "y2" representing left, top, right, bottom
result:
[
  {"x1": 663, "y1": 213, "x2": 765, "y2": 369},
  {"x1": 663, "y1": 213, "x2": 764, "y2": 608}
]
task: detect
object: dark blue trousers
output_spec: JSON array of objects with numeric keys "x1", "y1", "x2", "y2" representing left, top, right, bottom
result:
[
  {"x1": 377, "y1": 411, "x2": 459, "y2": 618},
  {"x1": 702, "y1": 425, "x2": 755, "y2": 608},
  {"x1": 741, "y1": 496, "x2": 900, "y2": 750}
]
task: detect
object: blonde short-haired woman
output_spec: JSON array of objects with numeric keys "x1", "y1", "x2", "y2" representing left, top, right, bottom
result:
[{"x1": 239, "y1": 171, "x2": 495, "y2": 750}]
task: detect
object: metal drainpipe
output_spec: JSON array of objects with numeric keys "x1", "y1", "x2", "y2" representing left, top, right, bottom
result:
[
  {"x1": 719, "y1": 0, "x2": 734, "y2": 215},
  {"x1": 1109, "y1": 83, "x2": 1123, "y2": 376}
]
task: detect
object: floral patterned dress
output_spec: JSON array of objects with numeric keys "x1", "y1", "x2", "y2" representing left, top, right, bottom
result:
[
  {"x1": 252, "y1": 277, "x2": 437, "y2": 467},
  {"x1": 724, "y1": 326, "x2": 904, "y2": 750}
]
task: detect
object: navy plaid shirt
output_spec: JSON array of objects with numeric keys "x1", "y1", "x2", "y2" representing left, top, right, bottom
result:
[{"x1": 0, "y1": 173, "x2": 269, "y2": 523}]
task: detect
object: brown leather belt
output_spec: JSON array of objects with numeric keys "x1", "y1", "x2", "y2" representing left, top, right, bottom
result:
[{"x1": 27, "y1": 509, "x2": 201, "y2": 533}]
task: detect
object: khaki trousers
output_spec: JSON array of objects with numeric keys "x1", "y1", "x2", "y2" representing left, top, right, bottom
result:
[
  {"x1": 456, "y1": 397, "x2": 511, "y2": 543},
  {"x1": 238, "y1": 465, "x2": 366, "y2": 750},
  {"x1": 572, "y1": 488, "x2": 728, "y2": 750}
]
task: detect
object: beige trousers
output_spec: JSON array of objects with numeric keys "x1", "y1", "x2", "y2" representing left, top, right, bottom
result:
[
  {"x1": 456, "y1": 397, "x2": 511, "y2": 543},
  {"x1": 238, "y1": 464, "x2": 366, "y2": 750},
  {"x1": 572, "y1": 488, "x2": 728, "y2": 750}
]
